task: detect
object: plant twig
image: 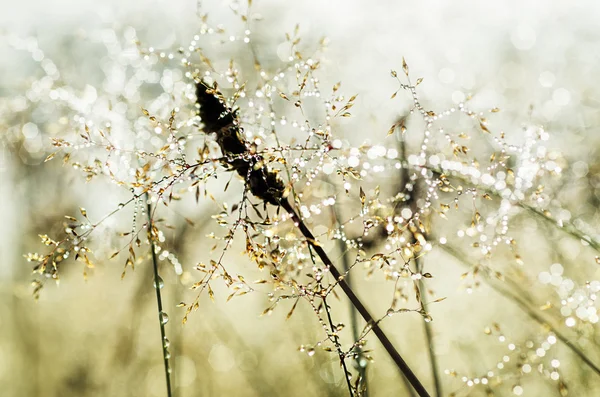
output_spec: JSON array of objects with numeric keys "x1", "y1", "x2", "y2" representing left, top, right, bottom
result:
[
  {"x1": 281, "y1": 199, "x2": 431, "y2": 397},
  {"x1": 520, "y1": 203, "x2": 600, "y2": 253},
  {"x1": 323, "y1": 296, "x2": 355, "y2": 397},
  {"x1": 196, "y1": 81, "x2": 430, "y2": 397},
  {"x1": 332, "y1": 206, "x2": 369, "y2": 396},
  {"x1": 147, "y1": 196, "x2": 173, "y2": 397},
  {"x1": 306, "y1": 240, "x2": 355, "y2": 397}
]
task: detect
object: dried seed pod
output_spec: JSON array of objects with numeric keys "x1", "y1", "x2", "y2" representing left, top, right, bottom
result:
[
  {"x1": 196, "y1": 80, "x2": 286, "y2": 205},
  {"x1": 196, "y1": 81, "x2": 238, "y2": 135}
]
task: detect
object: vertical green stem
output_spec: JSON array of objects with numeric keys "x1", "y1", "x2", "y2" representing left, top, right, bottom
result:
[{"x1": 146, "y1": 195, "x2": 173, "y2": 397}]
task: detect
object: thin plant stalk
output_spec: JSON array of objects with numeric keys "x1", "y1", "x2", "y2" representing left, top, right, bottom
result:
[
  {"x1": 332, "y1": 205, "x2": 369, "y2": 396},
  {"x1": 398, "y1": 128, "x2": 441, "y2": 397},
  {"x1": 306, "y1": 240, "x2": 355, "y2": 397},
  {"x1": 147, "y1": 196, "x2": 173, "y2": 397},
  {"x1": 281, "y1": 199, "x2": 431, "y2": 397},
  {"x1": 323, "y1": 296, "x2": 355, "y2": 397}
]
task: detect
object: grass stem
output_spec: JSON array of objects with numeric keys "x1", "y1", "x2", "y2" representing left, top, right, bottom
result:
[
  {"x1": 146, "y1": 196, "x2": 173, "y2": 397},
  {"x1": 323, "y1": 296, "x2": 355, "y2": 397}
]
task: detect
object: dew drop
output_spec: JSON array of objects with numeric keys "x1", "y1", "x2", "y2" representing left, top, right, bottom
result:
[
  {"x1": 154, "y1": 276, "x2": 164, "y2": 289},
  {"x1": 358, "y1": 357, "x2": 368, "y2": 368},
  {"x1": 160, "y1": 311, "x2": 169, "y2": 325}
]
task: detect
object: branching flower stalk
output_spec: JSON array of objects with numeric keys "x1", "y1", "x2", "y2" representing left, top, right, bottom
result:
[
  {"x1": 196, "y1": 80, "x2": 431, "y2": 397},
  {"x1": 414, "y1": 158, "x2": 600, "y2": 379},
  {"x1": 425, "y1": 165, "x2": 600, "y2": 255},
  {"x1": 147, "y1": 195, "x2": 173, "y2": 397},
  {"x1": 361, "y1": 127, "x2": 441, "y2": 397}
]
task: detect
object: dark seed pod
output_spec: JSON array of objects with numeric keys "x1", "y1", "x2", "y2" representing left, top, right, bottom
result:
[
  {"x1": 196, "y1": 80, "x2": 286, "y2": 205},
  {"x1": 196, "y1": 81, "x2": 238, "y2": 134}
]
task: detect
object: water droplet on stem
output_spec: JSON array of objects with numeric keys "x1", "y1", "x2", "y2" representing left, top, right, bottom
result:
[{"x1": 160, "y1": 311, "x2": 169, "y2": 325}]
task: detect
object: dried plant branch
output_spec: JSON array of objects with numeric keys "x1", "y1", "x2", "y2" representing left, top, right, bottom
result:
[
  {"x1": 197, "y1": 81, "x2": 430, "y2": 396},
  {"x1": 520, "y1": 204, "x2": 600, "y2": 253},
  {"x1": 147, "y1": 196, "x2": 173, "y2": 397},
  {"x1": 361, "y1": 127, "x2": 439, "y2": 396},
  {"x1": 305, "y1": 238, "x2": 355, "y2": 396},
  {"x1": 18, "y1": 8, "x2": 600, "y2": 397}
]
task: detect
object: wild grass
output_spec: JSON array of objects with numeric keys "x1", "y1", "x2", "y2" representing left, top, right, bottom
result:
[{"x1": 2, "y1": 1, "x2": 600, "y2": 397}]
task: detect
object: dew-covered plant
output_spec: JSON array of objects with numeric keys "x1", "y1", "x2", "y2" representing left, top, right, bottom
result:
[{"x1": 8, "y1": 1, "x2": 600, "y2": 397}]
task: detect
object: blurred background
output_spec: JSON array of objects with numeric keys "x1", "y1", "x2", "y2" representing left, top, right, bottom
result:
[{"x1": 2, "y1": 0, "x2": 600, "y2": 396}]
